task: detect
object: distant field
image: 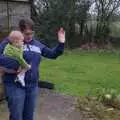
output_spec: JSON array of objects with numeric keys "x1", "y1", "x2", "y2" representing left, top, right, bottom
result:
[{"x1": 40, "y1": 51, "x2": 120, "y2": 96}]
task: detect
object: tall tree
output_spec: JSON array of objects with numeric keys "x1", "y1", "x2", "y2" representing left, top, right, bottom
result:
[
  {"x1": 94, "y1": 0, "x2": 120, "y2": 44},
  {"x1": 31, "y1": 0, "x2": 91, "y2": 48}
]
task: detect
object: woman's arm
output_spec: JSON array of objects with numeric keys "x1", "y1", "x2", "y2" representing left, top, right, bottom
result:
[
  {"x1": 0, "y1": 66, "x2": 17, "y2": 74},
  {"x1": 0, "y1": 37, "x2": 9, "y2": 54},
  {"x1": 0, "y1": 54, "x2": 19, "y2": 74}
]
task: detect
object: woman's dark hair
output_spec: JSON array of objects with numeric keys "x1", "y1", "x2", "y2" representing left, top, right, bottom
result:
[{"x1": 19, "y1": 18, "x2": 34, "y2": 31}]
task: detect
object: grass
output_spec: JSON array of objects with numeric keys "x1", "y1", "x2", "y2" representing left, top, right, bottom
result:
[{"x1": 39, "y1": 50, "x2": 120, "y2": 96}]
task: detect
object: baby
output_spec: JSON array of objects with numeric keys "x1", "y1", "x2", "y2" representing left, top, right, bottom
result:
[{"x1": 3, "y1": 30, "x2": 31, "y2": 86}]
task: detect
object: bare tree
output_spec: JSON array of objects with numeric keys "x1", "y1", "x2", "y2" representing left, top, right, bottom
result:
[{"x1": 94, "y1": 0, "x2": 120, "y2": 44}]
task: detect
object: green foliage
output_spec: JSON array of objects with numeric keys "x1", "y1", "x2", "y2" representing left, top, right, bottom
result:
[
  {"x1": 31, "y1": 0, "x2": 120, "y2": 46},
  {"x1": 95, "y1": 88, "x2": 118, "y2": 102},
  {"x1": 31, "y1": 0, "x2": 92, "y2": 48},
  {"x1": 87, "y1": 86, "x2": 120, "y2": 109}
]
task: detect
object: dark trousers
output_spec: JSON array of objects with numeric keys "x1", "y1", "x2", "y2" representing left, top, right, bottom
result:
[{"x1": 4, "y1": 83, "x2": 38, "y2": 120}]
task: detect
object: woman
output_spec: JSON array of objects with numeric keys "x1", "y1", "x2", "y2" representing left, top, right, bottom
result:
[{"x1": 0, "y1": 18, "x2": 65, "y2": 120}]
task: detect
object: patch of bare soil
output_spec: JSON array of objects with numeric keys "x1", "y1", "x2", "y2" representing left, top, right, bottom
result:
[{"x1": 77, "y1": 97, "x2": 120, "y2": 120}]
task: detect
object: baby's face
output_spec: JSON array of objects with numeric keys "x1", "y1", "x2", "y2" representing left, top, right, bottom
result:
[
  {"x1": 9, "y1": 31, "x2": 24, "y2": 48},
  {"x1": 16, "y1": 35, "x2": 24, "y2": 47}
]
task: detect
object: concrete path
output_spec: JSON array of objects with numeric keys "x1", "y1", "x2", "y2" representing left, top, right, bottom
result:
[{"x1": 0, "y1": 88, "x2": 82, "y2": 120}]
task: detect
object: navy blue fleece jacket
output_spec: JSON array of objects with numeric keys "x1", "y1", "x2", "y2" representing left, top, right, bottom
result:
[{"x1": 0, "y1": 37, "x2": 64, "y2": 87}]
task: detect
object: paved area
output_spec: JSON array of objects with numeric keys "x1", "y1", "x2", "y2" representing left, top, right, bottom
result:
[{"x1": 0, "y1": 88, "x2": 81, "y2": 120}]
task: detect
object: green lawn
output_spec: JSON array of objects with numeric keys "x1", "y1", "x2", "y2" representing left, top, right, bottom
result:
[{"x1": 39, "y1": 51, "x2": 120, "y2": 96}]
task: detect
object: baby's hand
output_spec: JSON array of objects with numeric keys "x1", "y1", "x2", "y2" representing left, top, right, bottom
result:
[
  {"x1": 17, "y1": 67, "x2": 23, "y2": 74},
  {"x1": 27, "y1": 65, "x2": 31, "y2": 70}
]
